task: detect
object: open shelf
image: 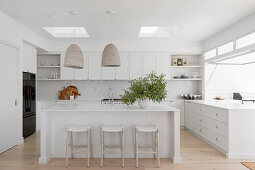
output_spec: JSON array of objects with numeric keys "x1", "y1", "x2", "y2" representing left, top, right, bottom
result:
[
  {"x1": 37, "y1": 66, "x2": 60, "y2": 68},
  {"x1": 168, "y1": 79, "x2": 202, "y2": 81},
  {"x1": 170, "y1": 65, "x2": 202, "y2": 68}
]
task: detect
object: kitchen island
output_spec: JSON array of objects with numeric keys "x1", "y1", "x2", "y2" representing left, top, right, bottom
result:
[{"x1": 39, "y1": 101, "x2": 181, "y2": 164}]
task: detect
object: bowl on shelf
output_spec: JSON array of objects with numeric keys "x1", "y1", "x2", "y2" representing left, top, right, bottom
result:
[{"x1": 181, "y1": 94, "x2": 202, "y2": 100}]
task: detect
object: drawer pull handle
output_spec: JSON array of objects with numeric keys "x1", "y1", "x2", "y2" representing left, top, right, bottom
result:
[
  {"x1": 200, "y1": 109, "x2": 202, "y2": 112},
  {"x1": 200, "y1": 129, "x2": 202, "y2": 132},
  {"x1": 200, "y1": 119, "x2": 202, "y2": 122},
  {"x1": 216, "y1": 138, "x2": 219, "y2": 141},
  {"x1": 216, "y1": 113, "x2": 218, "y2": 116},
  {"x1": 216, "y1": 125, "x2": 218, "y2": 129}
]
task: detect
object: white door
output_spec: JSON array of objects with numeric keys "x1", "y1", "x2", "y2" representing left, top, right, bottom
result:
[
  {"x1": 130, "y1": 53, "x2": 143, "y2": 79},
  {"x1": 74, "y1": 52, "x2": 89, "y2": 80},
  {"x1": 89, "y1": 52, "x2": 102, "y2": 80},
  {"x1": 0, "y1": 42, "x2": 18, "y2": 153},
  {"x1": 116, "y1": 52, "x2": 130, "y2": 80},
  {"x1": 60, "y1": 52, "x2": 75, "y2": 80}
]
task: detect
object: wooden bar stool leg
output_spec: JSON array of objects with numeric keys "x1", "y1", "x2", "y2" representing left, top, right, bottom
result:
[
  {"x1": 135, "y1": 129, "x2": 138, "y2": 168},
  {"x1": 101, "y1": 129, "x2": 104, "y2": 168},
  {"x1": 121, "y1": 129, "x2": 125, "y2": 168},
  {"x1": 156, "y1": 130, "x2": 160, "y2": 168},
  {"x1": 87, "y1": 129, "x2": 90, "y2": 168},
  {"x1": 70, "y1": 132, "x2": 73, "y2": 159},
  {"x1": 90, "y1": 129, "x2": 93, "y2": 158},
  {"x1": 65, "y1": 131, "x2": 69, "y2": 168}
]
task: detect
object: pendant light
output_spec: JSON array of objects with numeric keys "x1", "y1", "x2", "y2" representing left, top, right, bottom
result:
[
  {"x1": 64, "y1": 44, "x2": 84, "y2": 69},
  {"x1": 101, "y1": 43, "x2": 120, "y2": 67}
]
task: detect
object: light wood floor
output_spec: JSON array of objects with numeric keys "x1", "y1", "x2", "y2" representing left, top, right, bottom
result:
[{"x1": 0, "y1": 129, "x2": 250, "y2": 170}]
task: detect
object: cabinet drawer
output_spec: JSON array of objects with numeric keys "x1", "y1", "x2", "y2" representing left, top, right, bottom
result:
[
  {"x1": 208, "y1": 130, "x2": 227, "y2": 151},
  {"x1": 207, "y1": 107, "x2": 228, "y2": 123},
  {"x1": 195, "y1": 124, "x2": 208, "y2": 139},
  {"x1": 208, "y1": 119, "x2": 227, "y2": 136},
  {"x1": 194, "y1": 114, "x2": 209, "y2": 128}
]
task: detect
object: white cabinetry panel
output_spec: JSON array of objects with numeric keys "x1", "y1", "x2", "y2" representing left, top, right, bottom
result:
[
  {"x1": 74, "y1": 52, "x2": 89, "y2": 80},
  {"x1": 102, "y1": 67, "x2": 116, "y2": 80},
  {"x1": 116, "y1": 52, "x2": 130, "y2": 80},
  {"x1": 60, "y1": 52, "x2": 74, "y2": 80},
  {"x1": 157, "y1": 53, "x2": 171, "y2": 80},
  {"x1": 130, "y1": 53, "x2": 143, "y2": 79},
  {"x1": 23, "y1": 42, "x2": 36, "y2": 74},
  {"x1": 170, "y1": 100, "x2": 185, "y2": 127},
  {"x1": 89, "y1": 52, "x2": 102, "y2": 80},
  {"x1": 143, "y1": 53, "x2": 157, "y2": 75}
]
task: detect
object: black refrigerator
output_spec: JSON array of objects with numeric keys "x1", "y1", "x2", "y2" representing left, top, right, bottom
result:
[{"x1": 23, "y1": 72, "x2": 36, "y2": 138}]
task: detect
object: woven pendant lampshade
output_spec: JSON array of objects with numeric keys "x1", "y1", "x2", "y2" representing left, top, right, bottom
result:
[
  {"x1": 101, "y1": 43, "x2": 120, "y2": 67},
  {"x1": 64, "y1": 44, "x2": 84, "y2": 69}
]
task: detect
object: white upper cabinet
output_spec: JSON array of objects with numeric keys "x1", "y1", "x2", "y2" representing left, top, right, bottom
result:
[
  {"x1": 143, "y1": 53, "x2": 157, "y2": 75},
  {"x1": 60, "y1": 52, "x2": 74, "y2": 80},
  {"x1": 89, "y1": 52, "x2": 102, "y2": 80},
  {"x1": 102, "y1": 67, "x2": 116, "y2": 80},
  {"x1": 116, "y1": 52, "x2": 130, "y2": 80},
  {"x1": 130, "y1": 53, "x2": 143, "y2": 79},
  {"x1": 23, "y1": 42, "x2": 36, "y2": 74},
  {"x1": 157, "y1": 53, "x2": 171, "y2": 80},
  {"x1": 74, "y1": 52, "x2": 89, "y2": 80}
]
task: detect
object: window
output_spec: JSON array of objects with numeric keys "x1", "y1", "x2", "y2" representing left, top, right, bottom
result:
[
  {"x1": 204, "y1": 49, "x2": 217, "y2": 59},
  {"x1": 139, "y1": 26, "x2": 179, "y2": 37},
  {"x1": 236, "y1": 31, "x2": 255, "y2": 49},
  {"x1": 218, "y1": 41, "x2": 234, "y2": 55},
  {"x1": 43, "y1": 27, "x2": 89, "y2": 38}
]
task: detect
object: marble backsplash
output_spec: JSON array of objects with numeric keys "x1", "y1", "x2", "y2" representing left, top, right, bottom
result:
[{"x1": 37, "y1": 80, "x2": 201, "y2": 100}]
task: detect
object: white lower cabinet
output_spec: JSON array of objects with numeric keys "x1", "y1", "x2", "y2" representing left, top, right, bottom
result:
[{"x1": 185, "y1": 101, "x2": 228, "y2": 152}]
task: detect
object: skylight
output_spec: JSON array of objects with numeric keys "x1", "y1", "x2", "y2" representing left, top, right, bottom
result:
[
  {"x1": 139, "y1": 26, "x2": 179, "y2": 37},
  {"x1": 43, "y1": 27, "x2": 89, "y2": 38}
]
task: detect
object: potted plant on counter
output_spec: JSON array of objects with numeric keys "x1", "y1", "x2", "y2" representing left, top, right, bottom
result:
[{"x1": 120, "y1": 72, "x2": 167, "y2": 108}]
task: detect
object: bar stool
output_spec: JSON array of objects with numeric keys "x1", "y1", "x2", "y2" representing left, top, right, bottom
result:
[
  {"x1": 65, "y1": 125, "x2": 92, "y2": 168},
  {"x1": 135, "y1": 126, "x2": 160, "y2": 168},
  {"x1": 101, "y1": 126, "x2": 125, "y2": 168}
]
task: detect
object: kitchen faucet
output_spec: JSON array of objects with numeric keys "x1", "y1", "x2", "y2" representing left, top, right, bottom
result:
[{"x1": 107, "y1": 88, "x2": 114, "y2": 105}]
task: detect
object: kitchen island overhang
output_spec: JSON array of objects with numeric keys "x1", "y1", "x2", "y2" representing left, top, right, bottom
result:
[{"x1": 39, "y1": 102, "x2": 182, "y2": 164}]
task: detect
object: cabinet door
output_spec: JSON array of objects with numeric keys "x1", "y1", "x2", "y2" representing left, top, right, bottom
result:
[
  {"x1": 143, "y1": 53, "x2": 157, "y2": 76},
  {"x1": 157, "y1": 53, "x2": 171, "y2": 80},
  {"x1": 170, "y1": 100, "x2": 185, "y2": 127},
  {"x1": 23, "y1": 42, "x2": 36, "y2": 74},
  {"x1": 75, "y1": 52, "x2": 89, "y2": 80},
  {"x1": 130, "y1": 53, "x2": 143, "y2": 79},
  {"x1": 116, "y1": 52, "x2": 130, "y2": 80},
  {"x1": 60, "y1": 52, "x2": 75, "y2": 80},
  {"x1": 102, "y1": 67, "x2": 116, "y2": 80},
  {"x1": 89, "y1": 52, "x2": 102, "y2": 80}
]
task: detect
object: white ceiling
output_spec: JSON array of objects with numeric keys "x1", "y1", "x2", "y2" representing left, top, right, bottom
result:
[{"x1": 0, "y1": 0, "x2": 255, "y2": 42}]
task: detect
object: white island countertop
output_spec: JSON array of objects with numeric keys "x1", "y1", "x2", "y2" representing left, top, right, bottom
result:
[
  {"x1": 40, "y1": 101, "x2": 180, "y2": 112},
  {"x1": 187, "y1": 100, "x2": 255, "y2": 110}
]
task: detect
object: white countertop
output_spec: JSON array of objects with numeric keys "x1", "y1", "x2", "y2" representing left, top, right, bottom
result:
[
  {"x1": 40, "y1": 101, "x2": 180, "y2": 112},
  {"x1": 187, "y1": 100, "x2": 255, "y2": 110}
]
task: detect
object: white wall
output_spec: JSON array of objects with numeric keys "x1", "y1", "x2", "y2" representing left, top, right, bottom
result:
[
  {"x1": 203, "y1": 12, "x2": 255, "y2": 51},
  {"x1": 23, "y1": 42, "x2": 37, "y2": 74},
  {"x1": 0, "y1": 10, "x2": 51, "y2": 145}
]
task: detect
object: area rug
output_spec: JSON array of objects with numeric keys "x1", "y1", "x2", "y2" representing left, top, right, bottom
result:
[{"x1": 242, "y1": 162, "x2": 255, "y2": 170}]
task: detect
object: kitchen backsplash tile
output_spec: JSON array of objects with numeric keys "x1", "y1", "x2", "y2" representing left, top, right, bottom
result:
[{"x1": 37, "y1": 80, "x2": 201, "y2": 100}]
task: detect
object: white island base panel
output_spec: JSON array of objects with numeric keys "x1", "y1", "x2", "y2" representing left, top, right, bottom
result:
[{"x1": 39, "y1": 104, "x2": 181, "y2": 164}]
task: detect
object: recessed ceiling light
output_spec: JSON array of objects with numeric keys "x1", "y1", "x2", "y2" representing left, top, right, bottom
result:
[
  {"x1": 106, "y1": 10, "x2": 116, "y2": 15},
  {"x1": 43, "y1": 27, "x2": 89, "y2": 38},
  {"x1": 139, "y1": 26, "x2": 179, "y2": 37},
  {"x1": 69, "y1": 11, "x2": 79, "y2": 15}
]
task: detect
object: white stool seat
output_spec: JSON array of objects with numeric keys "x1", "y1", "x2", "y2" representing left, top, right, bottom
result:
[
  {"x1": 66, "y1": 125, "x2": 91, "y2": 132},
  {"x1": 135, "y1": 126, "x2": 158, "y2": 132},
  {"x1": 102, "y1": 126, "x2": 124, "y2": 132}
]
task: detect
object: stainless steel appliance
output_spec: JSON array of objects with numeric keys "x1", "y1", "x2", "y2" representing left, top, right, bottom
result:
[{"x1": 23, "y1": 72, "x2": 36, "y2": 138}]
